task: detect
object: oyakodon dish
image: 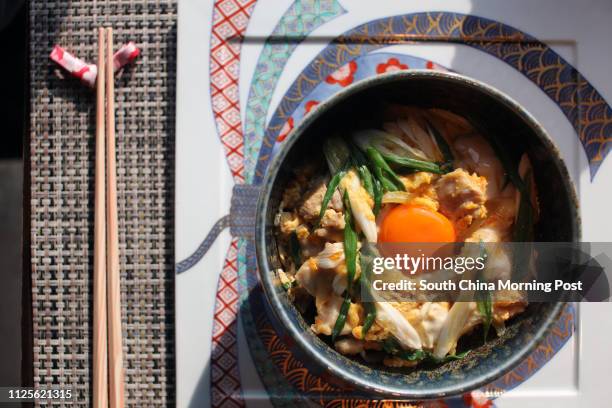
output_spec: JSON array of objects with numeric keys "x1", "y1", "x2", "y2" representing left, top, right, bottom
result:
[{"x1": 273, "y1": 106, "x2": 538, "y2": 368}]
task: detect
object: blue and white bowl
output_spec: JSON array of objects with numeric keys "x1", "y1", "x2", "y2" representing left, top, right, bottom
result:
[{"x1": 255, "y1": 70, "x2": 580, "y2": 399}]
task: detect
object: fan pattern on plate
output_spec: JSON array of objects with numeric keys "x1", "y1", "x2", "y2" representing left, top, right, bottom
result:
[{"x1": 253, "y1": 12, "x2": 612, "y2": 182}]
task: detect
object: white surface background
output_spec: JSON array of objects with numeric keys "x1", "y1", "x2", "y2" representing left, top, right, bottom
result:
[{"x1": 176, "y1": 0, "x2": 612, "y2": 406}]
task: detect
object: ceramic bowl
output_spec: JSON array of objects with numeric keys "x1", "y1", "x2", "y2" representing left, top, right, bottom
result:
[{"x1": 255, "y1": 70, "x2": 580, "y2": 399}]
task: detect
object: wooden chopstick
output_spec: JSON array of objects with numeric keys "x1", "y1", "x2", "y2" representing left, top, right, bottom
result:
[
  {"x1": 105, "y1": 27, "x2": 126, "y2": 408},
  {"x1": 94, "y1": 27, "x2": 109, "y2": 408}
]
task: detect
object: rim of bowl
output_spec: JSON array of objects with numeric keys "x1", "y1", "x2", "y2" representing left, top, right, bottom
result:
[{"x1": 255, "y1": 70, "x2": 581, "y2": 399}]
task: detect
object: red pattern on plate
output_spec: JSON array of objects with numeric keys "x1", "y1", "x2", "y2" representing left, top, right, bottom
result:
[
  {"x1": 305, "y1": 100, "x2": 320, "y2": 114},
  {"x1": 210, "y1": 238, "x2": 243, "y2": 407},
  {"x1": 376, "y1": 57, "x2": 408, "y2": 73},
  {"x1": 209, "y1": 0, "x2": 256, "y2": 407},
  {"x1": 325, "y1": 60, "x2": 358, "y2": 87},
  {"x1": 276, "y1": 117, "x2": 294, "y2": 142},
  {"x1": 210, "y1": 0, "x2": 256, "y2": 184}
]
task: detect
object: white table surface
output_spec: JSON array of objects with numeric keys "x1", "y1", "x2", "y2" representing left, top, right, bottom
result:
[{"x1": 176, "y1": 1, "x2": 612, "y2": 406}]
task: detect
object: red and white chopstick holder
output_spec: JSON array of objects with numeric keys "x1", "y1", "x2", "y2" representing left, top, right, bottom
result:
[{"x1": 50, "y1": 42, "x2": 141, "y2": 87}]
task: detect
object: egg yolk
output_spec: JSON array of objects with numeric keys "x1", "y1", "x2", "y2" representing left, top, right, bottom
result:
[{"x1": 379, "y1": 204, "x2": 456, "y2": 243}]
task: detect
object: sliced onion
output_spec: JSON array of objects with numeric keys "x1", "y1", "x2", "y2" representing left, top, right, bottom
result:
[
  {"x1": 352, "y1": 129, "x2": 429, "y2": 161},
  {"x1": 426, "y1": 108, "x2": 473, "y2": 136},
  {"x1": 340, "y1": 170, "x2": 378, "y2": 242},
  {"x1": 433, "y1": 301, "x2": 474, "y2": 359},
  {"x1": 375, "y1": 302, "x2": 422, "y2": 350},
  {"x1": 397, "y1": 117, "x2": 441, "y2": 162},
  {"x1": 381, "y1": 191, "x2": 415, "y2": 204}
]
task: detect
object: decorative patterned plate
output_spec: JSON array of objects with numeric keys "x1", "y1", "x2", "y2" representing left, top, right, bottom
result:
[{"x1": 176, "y1": 1, "x2": 612, "y2": 407}]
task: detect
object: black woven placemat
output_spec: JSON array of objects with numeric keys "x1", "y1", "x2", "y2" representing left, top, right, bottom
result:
[{"x1": 29, "y1": 1, "x2": 176, "y2": 406}]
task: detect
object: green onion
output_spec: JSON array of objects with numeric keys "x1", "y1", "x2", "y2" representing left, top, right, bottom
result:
[
  {"x1": 383, "y1": 337, "x2": 470, "y2": 363},
  {"x1": 323, "y1": 137, "x2": 351, "y2": 174},
  {"x1": 424, "y1": 117, "x2": 454, "y2": 166},
  {"x1": 372, "y1": 165, "x2": 399, "y2": 192},
  {"x1": 381, "y1": 152, "x2": 443, "y2": 174},
  {"x1": 398, "y1": 349, "x2": 429, "y2": 361},
  {"x1": 331, "y1": 191, "x2": 359, "y2": 342},
  {"x1": 382, "y1": 337, "x2": 401, "y2": 354},
  {"x1": 331, "y1": 295, "x2": 351, "y2": 342},
  {"x1": 343, "y1": 190, "x2": 358, "y2": 294},
  {"x1": 366, "y1": 147, "x2": 405, "y2": 191},
  {"x1": 349, "y1": 141, "x2": 377, "y2": 201},
  {"x1": 436, "y1": 350, "x2": 470, "y2": 363},
  {"x1": 372, "y1": 178, "x2": 382, "y2": 215},
  {"x1": 318, "y1": 136, "x2": 352, "y2": 227},
  {"x1": 360, "y1": 255, "x2": 376, "y2": 337},
  {"x1": 315, "y1": 170, "x2": 346, "y2": 227},
  {"x1": 289, "y1": 231, "x2": 302, "y2": 268},
  {"x1": 357, "y1": 165, "x2": 374, "y2": 197},
  {"x1": 476, "y1": 290, "x2": 493, "y2": 342},
  {"x1": 382, "y1": 338, "x2": 427, "y2": 361},
  {"x1": 362, "y1": 304, "x2": 376, "y2": 338}
]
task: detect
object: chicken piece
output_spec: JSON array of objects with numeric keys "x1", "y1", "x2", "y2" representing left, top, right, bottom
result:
[
  {"x1": 320, "y1": 208, "x2": 345, "y2": 230},
  {"x1": 435, "y1": 168, "x2": 488, "y2": 234},
  {"x1": 400, "y1": 171, "x2": 437, "y2": 193},
  {"x1": 464, "y1": 197, "x2": 516, "y2": 243},
  {"x1": 484, "y1": 244, "x2": 513, "y2": 280},
  {"x1": 280, "y1": 179, "x2": 303, "y2": 209},
  {"x1": 295, "y1": 257, "x2": 332, "y2": 299},
  {"x1": 352, "y1": 322, "x2": 390, "y2": 342},
  {"x1": 276, "y1": 211, "x2": 301, "y2": 235},
  {"x1": 315, "y1": 242, "x2": 345, "y2": 269},
  {"x1": 312, "y1": 294, "x2": 355, "y2": 336},
  {"x1": 453, "y1": 135, "x2": 504, "y2": 198},
  {"x1": 298, "y1": 182, "x2": 325, "y2": 221},
  {"x1": 313, "y1": 227, "x2": 344, "y2": 243},
  {"x1": 385, "y1": 302, "x2": 449, "y2": 350},
  {"x1": 293, "y1": 224, "x2": 325, "y2": 259},
  {"x1": 331, "y1": 259, "x2": 361, "y2": 296},
  {"x1": 330, "y1": 188, "x2": 343, "y2": 211},
  {"x1": 295, "y1": 224, "x2": 310, "y2": 240},
  {"x1": 493, "y1": 300, "x2": 527, "y2": 324},
  {"x1": 298, "y1": 178, "x2": 342, "y2": 221},
  {"x1": 295, "y1": 242, "x2": 345, "y2": 299}
]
